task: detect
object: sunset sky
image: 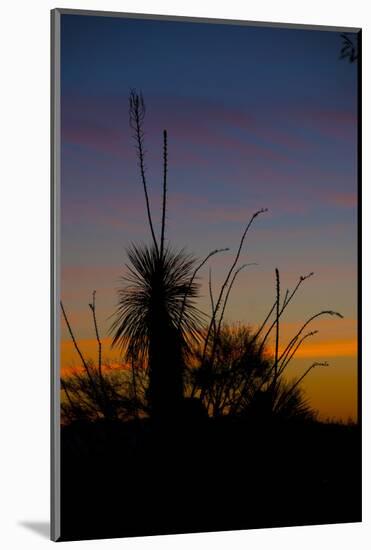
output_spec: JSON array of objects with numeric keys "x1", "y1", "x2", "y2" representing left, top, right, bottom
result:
[{"x1": 60, "y1": 14, "x2": 358, "y2": 421}]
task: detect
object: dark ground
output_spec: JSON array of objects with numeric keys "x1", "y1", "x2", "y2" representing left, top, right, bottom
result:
[{"x1": 59, "y1": 415, "x2": 361, "y2": 541}]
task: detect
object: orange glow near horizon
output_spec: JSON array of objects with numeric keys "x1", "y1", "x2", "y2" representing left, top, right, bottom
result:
[{"x1": 60, "y1": 329, "x2": 358, "y2": 422}]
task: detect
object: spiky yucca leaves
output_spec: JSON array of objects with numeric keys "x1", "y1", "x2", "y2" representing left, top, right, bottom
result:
[{"x1": 110, "y1": 243, "x2": 203, "y2": 419}]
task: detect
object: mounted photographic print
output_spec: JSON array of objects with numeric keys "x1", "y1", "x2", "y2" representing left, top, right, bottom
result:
[{"x1": 51, "y1": 9, "x2": 361, "y2": 542}]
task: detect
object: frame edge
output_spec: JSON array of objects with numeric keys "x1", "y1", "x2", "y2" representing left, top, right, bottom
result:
[{"x1": 51, "y1": 7, "x2": 61, "y2": 543}]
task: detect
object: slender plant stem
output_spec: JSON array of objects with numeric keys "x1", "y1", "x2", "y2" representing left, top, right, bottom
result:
[
  {"x1": 258, "y1": 272, "x2": 314, "y2": 354},
  {"x1": 208, "y1": 267, "x2": 217, "y2": 336},
  {"x1": 257, "y1": 311, "x2": 340, "y2": 396},
  {"x1": 160, "y1": 129, "x2": 168, "y2": 258},
  {"x1": 88, "y1": 290, "x2": 111, "y2": 417},
  {"x1": 61, "y1": 378, "x2": 75, "y2": 410},
  {"x1": 216, "y1": 263, "x2": 257, "y2": 343},
  {"x1": 277, "y1": 330, "x2": 318, "y2": 377},
  {"x1": 178, "y1": 247, "x2": 228, "y2": 330},
  {"x1": 273, "y1": 268, "x2": 280, "y2": 388},
  {"x1": 278, "y1": 310, "x2": 343, "y2": 365},
  {"x1": 60, "y1": 301, "x2": 93, "y2": 383},
  {"x1": 200, "y1": 210, "x2": 267, "y2": 403},
  {"x1": 129, "y1": 90, "x2": 159, "y2": 254},
  {"x1": 89, "y1": 291, "x2": 102, "y2": 380},
  {"x1": 202, "y1": 209, "x2": 267, "y2": 367},
  {"x1": 61, "y1": 300, "x2": 106, "y2": 418},
  {"x1": 274, "y1": 362, "x2": 328, "y2": 412},
  {"x1": 251, "y1": 299, "x2": 277, "y2": 344}
]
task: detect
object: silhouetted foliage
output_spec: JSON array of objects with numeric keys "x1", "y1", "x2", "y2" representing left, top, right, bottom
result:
[
  {"x1": 339, "y1": 33, "x2": 358, "y2": 63},
  {"x1": 61, "y1": 363, "x2": 140, "y2": 423},
  {"x1": 60, "y1": 291, "x2": 148, "y2": 424},
  {"x1": 189, "y1": 323, "x2": 271, "y2": 417},
  {"x1": 110, "y1": 243, "x2": 203, "y2": 419}
]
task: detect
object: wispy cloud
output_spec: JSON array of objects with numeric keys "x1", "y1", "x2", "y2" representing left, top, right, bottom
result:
[{"x1": 327, "y1": 191, "x2": 357, "y2": 208}]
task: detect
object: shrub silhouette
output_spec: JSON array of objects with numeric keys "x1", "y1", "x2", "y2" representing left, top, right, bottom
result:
[
  {"x1": 61, "y1": 364, "x2": 137, "y2": 423},
  {"x1": 186, "y1": 322, "x2": 316, "y2": 422},
  {"x1": 188, "y1": 323, "x2": 271, "y2": 417}
]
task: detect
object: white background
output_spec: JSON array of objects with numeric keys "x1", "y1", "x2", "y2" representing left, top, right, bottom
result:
[{"x1": 0, "y1": 0, "x2": 369, "y2": 548}]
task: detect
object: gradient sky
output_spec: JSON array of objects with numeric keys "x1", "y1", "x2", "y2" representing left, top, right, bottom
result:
[{"x1": 60, "y1": 14, "x2": 359, "y2": 421}]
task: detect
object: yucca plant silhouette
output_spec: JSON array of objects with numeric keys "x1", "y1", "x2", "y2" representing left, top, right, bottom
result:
[
  {"x1": 110, "y1": 243, "x2": 203, "y2": 419},
  {"x1": 110, "y1": 91, "x2": 203, "y2": 420}
]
